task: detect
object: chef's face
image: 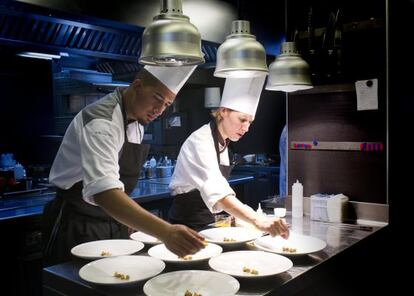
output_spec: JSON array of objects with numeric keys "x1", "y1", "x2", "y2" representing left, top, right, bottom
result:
[
  {"x1": 220, "y1": 108, "x2": 254, "y2": 141},
  {"x1": 131, "y1": 79, "x2": 176, "y2": 125}
]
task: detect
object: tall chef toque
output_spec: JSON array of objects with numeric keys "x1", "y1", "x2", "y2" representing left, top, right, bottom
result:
[
  {"x1": 144, "y1": 65, "x2": 197, "y2": 94},
  {"x1": 220, "y1": 76, "x2": 266, "y2": 117}
]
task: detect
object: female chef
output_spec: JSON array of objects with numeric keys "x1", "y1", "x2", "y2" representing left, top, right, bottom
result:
[{"x1": 168, "y1": 76, "x2": 289, "y2": 238}]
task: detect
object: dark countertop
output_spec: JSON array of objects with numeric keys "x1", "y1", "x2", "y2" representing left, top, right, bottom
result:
[
  {"x1": 42, "y1": 215, "x2": 389, "y2": 296},
  {"x1": 0, "y1": 174, "x2": 254, "y2": 221},
  {"x1": 233, "y1": 164, "x2": 280, "y2": 173}
]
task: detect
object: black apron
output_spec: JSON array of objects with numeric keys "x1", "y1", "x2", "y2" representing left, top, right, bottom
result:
[
  {"x1": 168, "y1": 121, "x2": 235, "y2": 231},
  {"x1": 43, "y1": 102, "x2": 149, "y2": 267}
]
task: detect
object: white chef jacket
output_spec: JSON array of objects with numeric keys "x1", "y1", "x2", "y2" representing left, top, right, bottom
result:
[
  {"x1": 49, "y1": 89, "x2": 144, "y2": 205},
  {"x1": 169, "y1": 122, "x2": 235, "y2": 213}
]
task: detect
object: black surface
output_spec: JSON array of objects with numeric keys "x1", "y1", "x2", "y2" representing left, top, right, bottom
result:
[{"x1": 288, "y1": 85, "x2": 387, "y2": 204}]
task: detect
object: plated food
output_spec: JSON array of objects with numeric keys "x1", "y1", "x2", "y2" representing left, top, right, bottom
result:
[
  {"x1": 71, "y1": 239, "x2": 144, "y2": 259},
  {"x1": 208, "y1": 250, "x2": 293, "y2": 278},
  {"x1": 184, "y1": 290, "x2": 202, "y2": 296},
  {"x1": 79, "y1": 255, "x2": 165, "y2": 285},
  {"x1": 148, "y1": 242, "x2": 222, "y2": 263},
  {"x1": 143, "y1": 270, "x2": 239, "y2": 296},
  {"x1": 254, "y1": 232, "x2": 327, "y2": 256},
  {"x1": 199, "y1": 227, "x2": 262, "y2": 246}
]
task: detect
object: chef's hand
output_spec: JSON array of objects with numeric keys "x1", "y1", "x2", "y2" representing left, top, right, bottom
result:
[
  {"x1": 255, "y1": 217, "x2": 290, "y2": 239},
  {"x1": 162, "y1": 224, "x2": 206, "y2": 257}
]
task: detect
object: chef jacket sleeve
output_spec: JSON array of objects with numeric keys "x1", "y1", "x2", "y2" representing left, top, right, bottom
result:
[
  {"x1": 80, "y1": 118, "x2": 125, "y2": 205},
  {"x1": 174, "y1": 130, "x2": 235, "y2": 213}
]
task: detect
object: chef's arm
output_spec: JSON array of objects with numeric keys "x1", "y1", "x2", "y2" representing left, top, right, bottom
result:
[
  {"x1": 217, "y1": 195, "x2": 289, "y2": 238},
  {"x1": 216, "y1": 195, "x2": 258, "y2": 223},
  {"x1": 94, "y1": 188, "x2": 205, "y2": 256}
]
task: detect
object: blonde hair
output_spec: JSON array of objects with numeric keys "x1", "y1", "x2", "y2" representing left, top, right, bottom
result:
[{"x1": 211, "y1": 107, "x2": 229, "y2": 122}]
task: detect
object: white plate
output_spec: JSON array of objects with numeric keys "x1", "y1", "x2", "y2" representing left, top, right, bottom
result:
[
  {"x1": 208, "y1": 250, "x2": 293, "y2": 278},
  {"x1": 254, "y1": 232, "x2": 327, "y2": 256},
  {"x1": 130, "y1": 231, "x2": 161, "y2": 245},
  {"x1": 79, "y1": 255, "x2": 165, "y2": 285},
  {"x1": 199, "y1": 227, "x2": 262, "y2": 246},
  {"x1": 143, "y1": 270, "x2": 239, "y2": 296},
  {"x1": 71, "y1": 239, "x2": 144, "y2": 259},
  {"x1": 147, "y1": 243, "x2": 222, "y2": 263}
]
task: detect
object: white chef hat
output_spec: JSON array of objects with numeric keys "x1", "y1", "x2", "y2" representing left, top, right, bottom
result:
[
  {"x1": 220, "y1": 76, "x2": 266, "y2": 117},
  {"x1": 144, "y1": 65, "x2": 197, "y2": 94}
]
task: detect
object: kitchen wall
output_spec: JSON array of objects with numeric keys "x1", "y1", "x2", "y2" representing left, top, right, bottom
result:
[
  {"x1": 0, "y1": 52, "x2": 286, "y2": 167},
  {"x1": 286, "y1": 0, "x2": 387, "y2": 205},
  {"x1": 147, "y1": 80, "x2": 287, "y2": 160}
]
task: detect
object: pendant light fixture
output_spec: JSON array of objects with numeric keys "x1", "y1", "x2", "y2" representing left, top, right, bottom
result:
[
  {"x1": 139, "y1": 0, "x2": 205, "y2": 66},
  {"x1": 214, "y1": 20, "x2": 268, "y2": 78},
  {"x1": 265, "y1": 41, "x2": 313, "y2": 92},
  {"x1": 265, "y1": 0, "x2": 313, "y2": 92}
]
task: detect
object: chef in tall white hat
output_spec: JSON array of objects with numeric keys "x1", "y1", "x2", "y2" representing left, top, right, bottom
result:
[
  {"x1": 44, "y1": 65, "x2": 206, "y2": 266},
  {"x1": 169, "y1": 76, "x2": 290, "y2": 238}
]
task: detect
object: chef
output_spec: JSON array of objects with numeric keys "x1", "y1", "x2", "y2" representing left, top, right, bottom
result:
[
  {"x1": 43, "y1": 65, "x2": 205, "y2": 266},
  {"x1": 168, "y1": 76, "x2": 290, "y2": 238}
]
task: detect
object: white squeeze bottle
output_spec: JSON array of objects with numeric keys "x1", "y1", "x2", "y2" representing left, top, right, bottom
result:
[
  {"x1": 256, "y1": 203, "x2": 264, "y2": 216},
  {"x1": 292, "y1": 180, "x2": 303, "y2": 218}
]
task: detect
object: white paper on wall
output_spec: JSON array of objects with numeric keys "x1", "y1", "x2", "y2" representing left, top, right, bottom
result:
[{"x1": 355, "y1": 79, "x2": 378, "y2": 111}]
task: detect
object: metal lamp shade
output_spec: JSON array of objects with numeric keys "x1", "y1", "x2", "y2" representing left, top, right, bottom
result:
[
  {"x1": 214, "y1": 20, "x2": 268, "y2": 78},
  {"x1": 266, "y1": 42, "x2": 313, "y2": 92},
  {"x1": 139, "y1": 0, "x2": 205, "y2": 66}
]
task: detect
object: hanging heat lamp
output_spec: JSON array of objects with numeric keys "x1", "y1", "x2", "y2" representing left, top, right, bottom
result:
[
  {"x1": 139, "y1": 0, "x2": 205, "y2": 66},
  {"x1": 265, "y1": 41, "x2": 313, "y2": 92},
  {"x1": 214, "y1": 20, "x2": 268, "y2": 78},
  {"x1": 266, "y1": 0, "x2": 313, "y2": 92}
]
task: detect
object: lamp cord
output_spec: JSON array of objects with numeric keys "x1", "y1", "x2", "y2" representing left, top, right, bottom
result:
[
  {"x1": 237, "y1": 0, "x2": 243, "y2": 20},
  {"x1": 284, "y1": 0, "x2": 288, "y2": 37}
]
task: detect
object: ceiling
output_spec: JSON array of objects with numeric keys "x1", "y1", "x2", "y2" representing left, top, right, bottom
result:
[
  {"x1": 3, "y1": 0, "x2": 385, "y2": 80},
  {"x1": 15, "y1": 0, "x2": 286, "y2": 55},
  {"x1": 15, "y1": 0, "x2": 385, "y2": 56}
]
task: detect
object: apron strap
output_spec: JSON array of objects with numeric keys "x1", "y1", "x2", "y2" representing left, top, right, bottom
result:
[{"x1": 44, "y1": 199, "x2": 66, "y2": 258}]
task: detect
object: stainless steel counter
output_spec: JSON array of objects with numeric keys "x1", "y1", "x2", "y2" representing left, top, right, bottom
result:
[
  {"x1": 42, "y1": 215, "x2": 388, "y2": 296},
  {"x1": 0, "y1": 175, "x2": 254, "y2": 221}
]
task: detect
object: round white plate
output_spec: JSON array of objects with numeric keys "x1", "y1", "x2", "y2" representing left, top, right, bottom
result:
[
  {"x1": 130, "y1": 231, "x2": 161, "y2": 245},
  {"x1": 199, "y1": 227, "x2": 262, "y2": 246},
  {"x1": 71, "y1": 239, "x2": 144, "y2": 259},
  {"x1": 208, "y1": 250, "x2": 293, "y2": 278},
  {"x1": 147, "y1": 243, "x2": 222, "y2": 263},
  {"x1": 143, "y1": 270, "x2": 239, "y2": 296},
  {"x1": 79, "y1": 255, "x2": 165, "y2": 285},
  {"x1": 254, "y1": 232, "x2": 327, "y2": 256}
]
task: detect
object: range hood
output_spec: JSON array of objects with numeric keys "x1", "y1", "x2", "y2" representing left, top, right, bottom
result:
[{"x1": 54, "y1": 68, "x2": 130, "y2": 94}]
